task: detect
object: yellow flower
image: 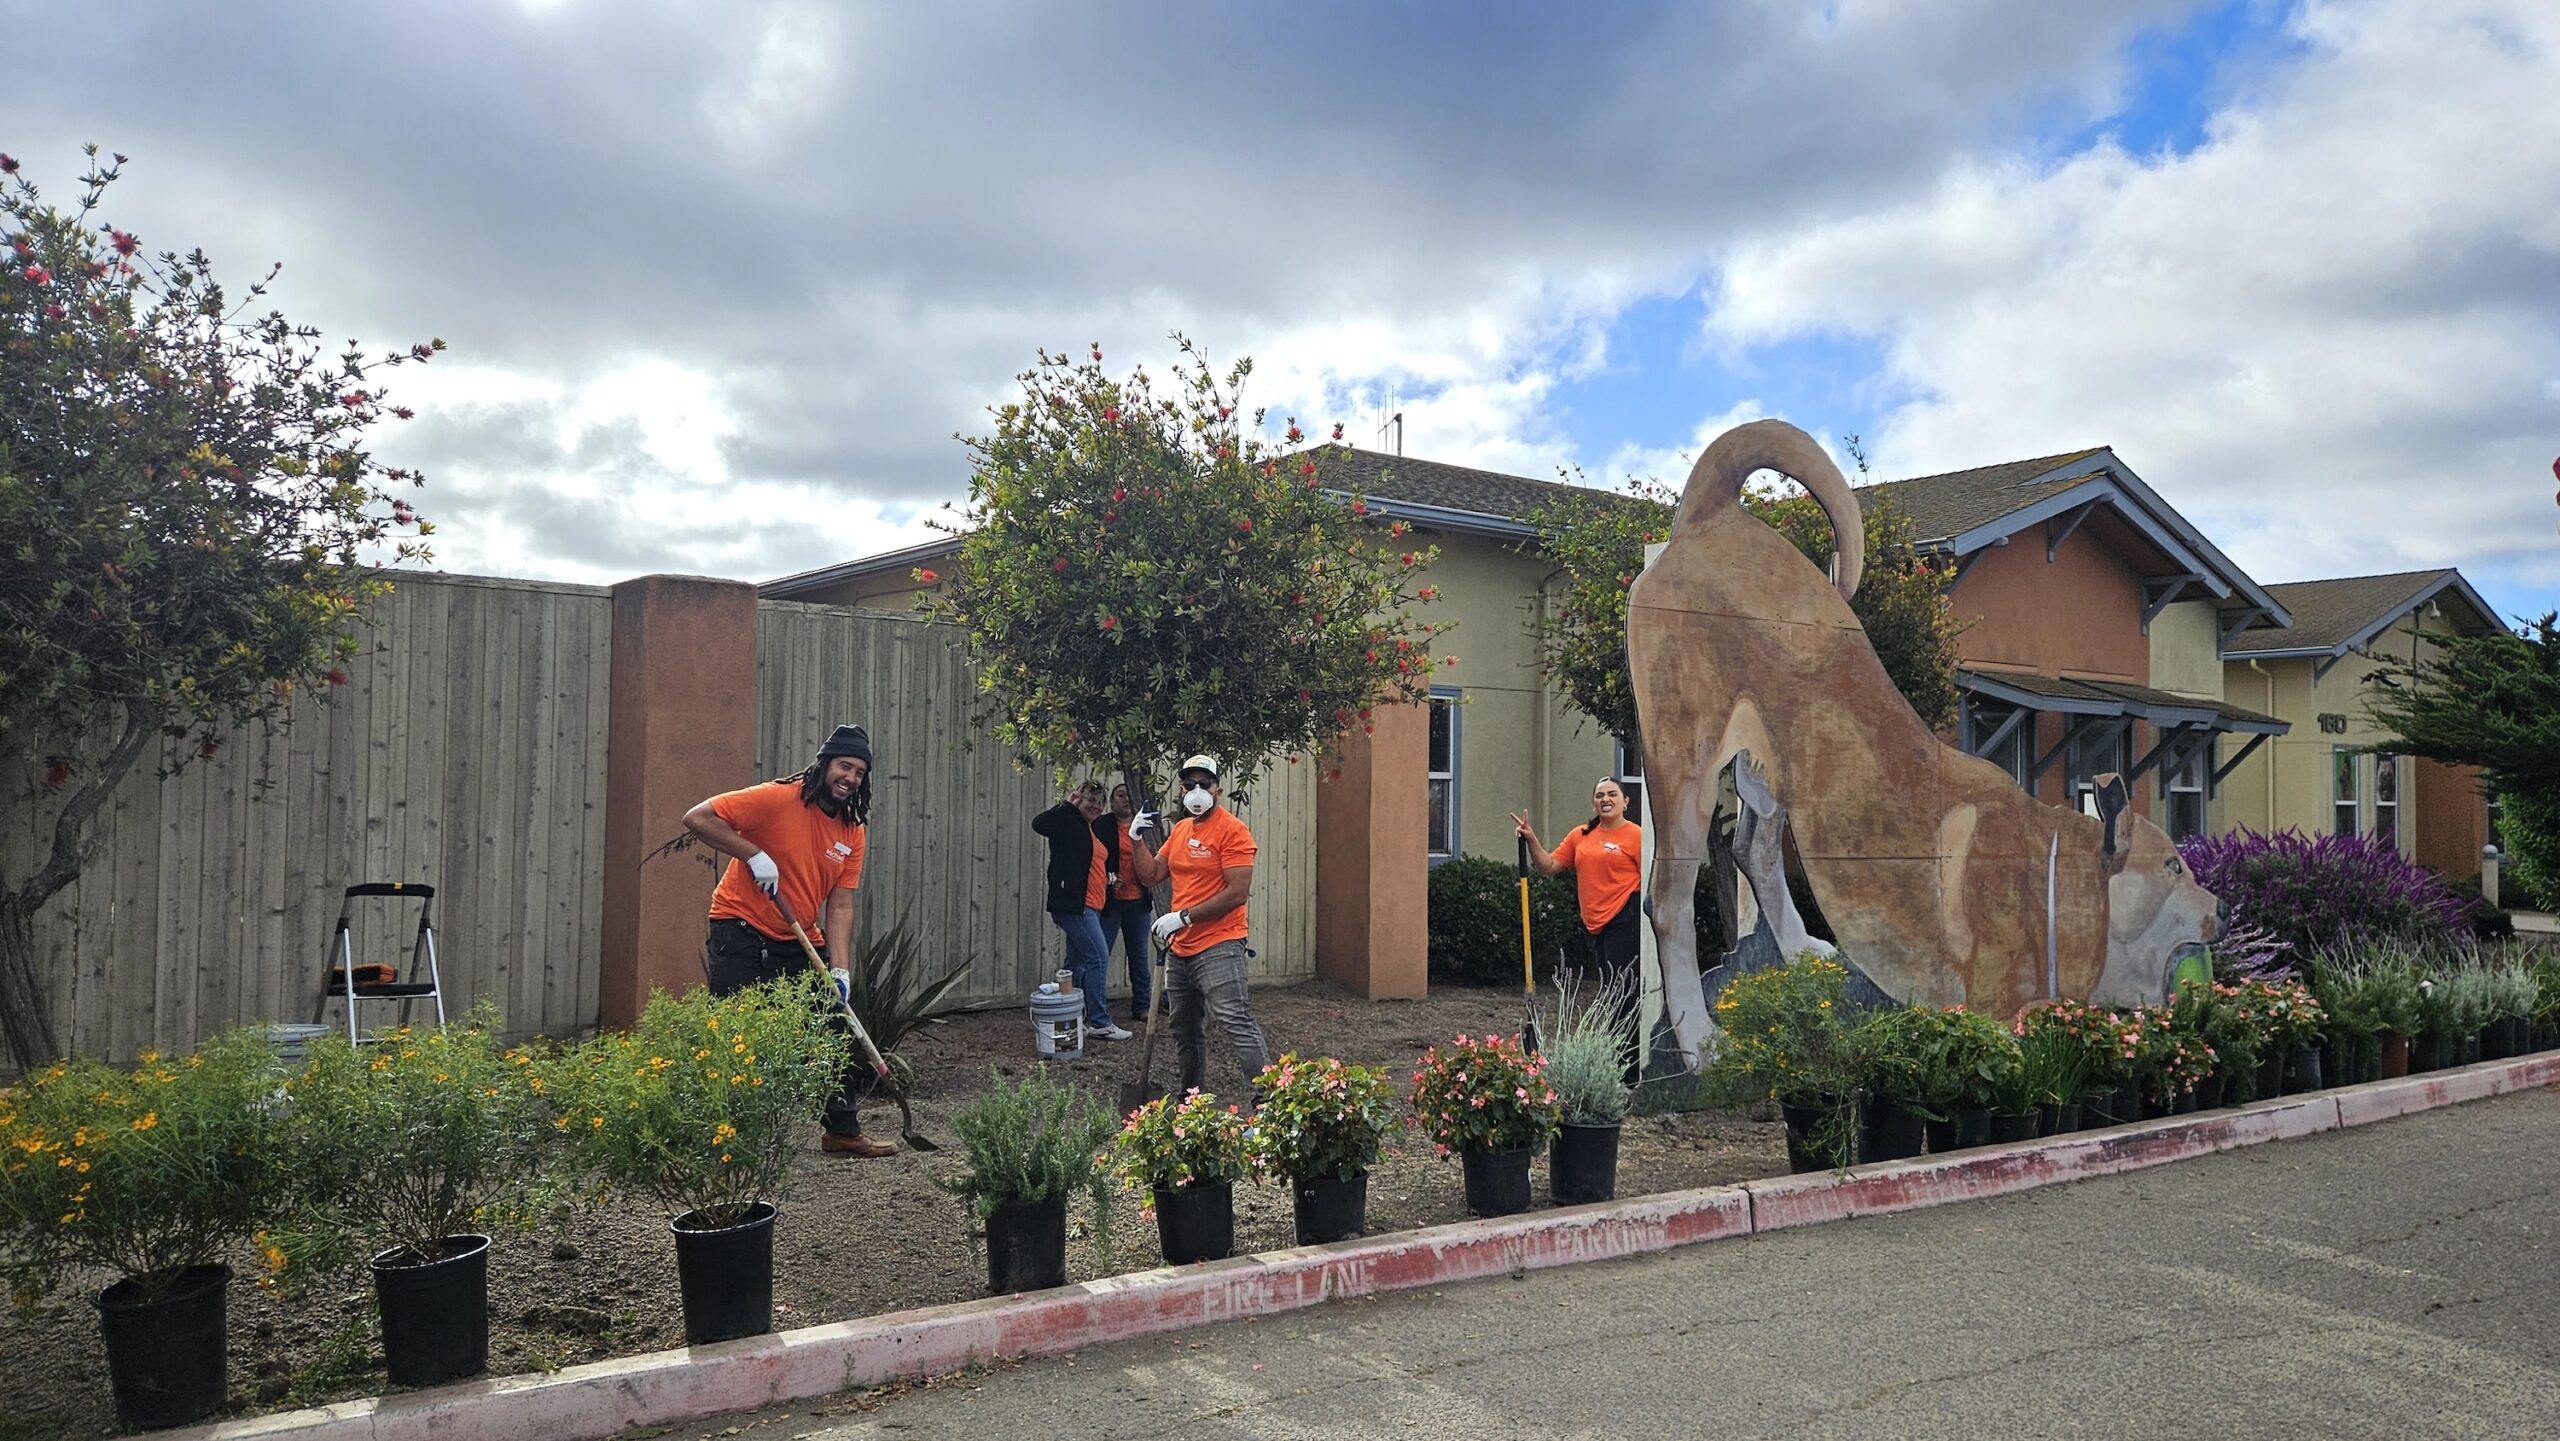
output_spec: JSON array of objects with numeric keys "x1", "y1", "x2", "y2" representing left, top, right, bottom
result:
[
  {"x1": 590, "y1": 1115, "x2": 605, "y2": 1129},
  {"x1": 131, "y1": 1112, "x2": 158, "y2": 1132}
]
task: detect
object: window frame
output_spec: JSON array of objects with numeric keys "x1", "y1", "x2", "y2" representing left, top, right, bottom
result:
[
  {"x1": 1426, "y1": 687, "x2": 1461, "y2": 863},
  {"x1": 1962, "y1": 693, "x2": 2032, "y2": 789},
  {"x1": 2065, "y1": 719, "x2": 2132, "y2": 814},
  {"x1": 2160, "y1": 734, "x2": 2211, "y2": 842},
  {"x1": 2371, "y1": 751, "x2": 2400, "y2": 850},
  {"x1": 1616, "y1": 738, "x2": 1645, "y2": 827},
  {"x1": 2332, "y1": 746, "x2": 2361, "y2": 836}
]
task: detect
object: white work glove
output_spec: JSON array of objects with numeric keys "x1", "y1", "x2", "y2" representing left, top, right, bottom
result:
[
  {"x1": 745, "y1": 850, "x2": 781, "y2": 899},
  {"x1": 1150, "y1": 909, "x2": 1191, "y2": 945},
  {"x1": 1128, "y1": 809, "x2": 1161, "y2": 841}
]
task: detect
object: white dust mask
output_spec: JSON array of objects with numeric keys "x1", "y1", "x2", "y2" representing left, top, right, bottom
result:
[{"x1": 1182, "y1": 786, "x2": 1214, "y2": 816}]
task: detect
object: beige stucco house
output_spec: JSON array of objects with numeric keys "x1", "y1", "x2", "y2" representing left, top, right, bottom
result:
[{"x1": 2217, "y1": 569, "x2": 2501, "y2": 875}]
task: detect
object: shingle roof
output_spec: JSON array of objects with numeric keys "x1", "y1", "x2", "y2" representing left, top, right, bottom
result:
[
  {"x1": 1853, "y1": 448, "x2": 2109, "y2": 545},
  {"x1": 2219, "y1": 569, "x2": 2480, "y2": 656},
  {"x1": 1303, "y1": 445, "x2": 1652, "y2": 528},
  {"x1": 1961, "y1": 669, "x2": 2287, "y2": 733}
]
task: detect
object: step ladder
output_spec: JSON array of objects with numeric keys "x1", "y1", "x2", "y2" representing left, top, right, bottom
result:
[{"x1": 313, "y1": 883, "x2": 446, "y2": 1043}]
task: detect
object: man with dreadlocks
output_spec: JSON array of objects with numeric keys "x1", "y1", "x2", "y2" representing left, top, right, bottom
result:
[{"x1": 682, "y1": 723, "x2": 896, "y2": 1157}]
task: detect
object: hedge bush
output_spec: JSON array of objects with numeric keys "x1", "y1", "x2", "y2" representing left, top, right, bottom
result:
[
  {"x1": 2178, "y1": 827, "x2": 2465, "y2": 959},
  {"x1": 1426, "y1": 855, "x2": 1581, "y2": 986}
]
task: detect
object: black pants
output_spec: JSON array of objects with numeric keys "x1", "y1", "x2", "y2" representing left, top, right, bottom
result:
[
  {"x1": 1572, "y1": 899, "x2": 1643, "y2": 1084},
  {"x1": 704, "y1": 918, "x2": 871, "y2": 1137}
]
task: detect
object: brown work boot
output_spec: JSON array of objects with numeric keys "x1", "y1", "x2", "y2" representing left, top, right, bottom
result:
[{"x1": 820, "y1": 1131, "x2": 898, "y2": 1158}]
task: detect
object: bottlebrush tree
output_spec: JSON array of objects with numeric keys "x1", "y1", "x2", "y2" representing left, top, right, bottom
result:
[
  {"x1": 0, "y1": 147, "x2": 439, "y2": 1064},
  {"x1": 926, "y1": 334, "x2": 1449, "y2": 805}
]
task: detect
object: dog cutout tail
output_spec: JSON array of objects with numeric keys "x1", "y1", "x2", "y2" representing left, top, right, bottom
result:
[{"x1": 1669, "y1": 419, "x2": 1865, "y2": 602}]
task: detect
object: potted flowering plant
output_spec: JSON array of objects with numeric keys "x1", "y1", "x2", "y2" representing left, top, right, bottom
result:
[
  {"x1": 271, "y1": 1003, "x2": 549, "y2": 1387},
  {"x1": 1409, "y1": 1032, "x2": 1561, "y2": 1218},
  {"x1": 0, "y1": 1029, "x2": 279, "y2": 1430},
  {"x1": 1710, "y1": 952, "x2": 1858, "y2": 1169},
  {"x1": 2249, "y1": 977, "x2": 2327, "y2": 1092},
  {"x1": 2165, "y1": 981, "x2": 2252, "y2": 1108},
  {"x1": 544, "y1": 978, "x2": 850, "y2": 1342},
  {"x1": 2016, "y1": 1001, "x2": 2125, "y2": 1128},
  {"x1": 1249, "y1": 1054, "x2": 1400, "y2": 1244},
  {"x1": 1109, "y1": 1090, "x2": 1253, "y2": 1264}
]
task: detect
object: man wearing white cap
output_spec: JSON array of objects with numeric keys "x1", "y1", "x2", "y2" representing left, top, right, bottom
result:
[{"x1": 1127, "y1": 754, "x2": 1271, "y2": 1093}]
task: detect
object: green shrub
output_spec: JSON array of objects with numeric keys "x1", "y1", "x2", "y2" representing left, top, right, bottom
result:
[
  {"x1": 1248, "y1": 1055, "x2": 1401, "y2": 1181},
  {"x1": 1410, "y1": 1032, "x2": 1561, "y2": 1154},
  {"x1": 543, "y1": 978, "x2": 851, "y2": 1228},
  {"x1": 1542, "y1": 974, "x2": 1634, "y2": 1126},
  {"x1": 1108, "y1": 1090, "x2": 1251, "y2": 1194},
  {"x1": 938, "y1": 1066, "x2": 1116, "y2": 1250},
  {"x1": 273, "y1": 1002, "x2": 551, "y2": 1274},
  {"x1": 1426, "y1": 854, "x2": 1579, "y2": 986},
  {"x1": 1708, "y1": 951, "x2": 1858, "y2": 1104},
  {"x1": 0, "y1": 1028, "x2": 279, "y2": 1303}
]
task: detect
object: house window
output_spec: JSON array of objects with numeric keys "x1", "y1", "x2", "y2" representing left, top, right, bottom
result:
[
  {"x1": 1616, "y1": 739, "x2": 1644, "y2": 825},
  {"x1": 2372, "y1": 752, "x2": 2399, "y2": 849},
  {"x1": 1962, "y1": 694, "x2": 2030, "y2": 788},
  {"x1": 2333, "y1": 747, "x2": 2360, "y2": 836},
  {"x1": 1427, "y1": 690, "x2": 1459, "y2": 861},
  {"x1": 2066, "y1": 721, "x2": 2131, "y2": 813},
  {"x1": 2161, "y1": 738, "x2": 2211, "y2": 842}
]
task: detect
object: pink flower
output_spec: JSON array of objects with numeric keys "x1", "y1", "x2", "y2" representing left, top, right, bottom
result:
[
  {"x1": 22, "y1": 264, "x2": 50, "y2": 285},
  {"x1": 109, "y1": 228, "x2": 138, "y2": 257}
]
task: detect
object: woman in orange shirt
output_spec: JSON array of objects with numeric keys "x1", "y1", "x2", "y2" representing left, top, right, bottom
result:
[{"x1": 1512, "y1": 779, "x2": 1643, "y2": 1069}]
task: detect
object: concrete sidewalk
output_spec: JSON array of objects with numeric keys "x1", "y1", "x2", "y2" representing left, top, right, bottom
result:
[{"x1": 170, "y1": 1052, "x2": 2560, "y2": 1441}]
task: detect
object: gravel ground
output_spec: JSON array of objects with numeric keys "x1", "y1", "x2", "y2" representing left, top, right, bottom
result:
[{"x1": 0, "y1": 978, "x2": 1782, "y2": 1440}]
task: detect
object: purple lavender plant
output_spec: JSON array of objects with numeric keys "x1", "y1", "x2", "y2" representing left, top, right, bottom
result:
[{"x1": 2178, "y1": 828, "x2": 2468, "y2": 959}]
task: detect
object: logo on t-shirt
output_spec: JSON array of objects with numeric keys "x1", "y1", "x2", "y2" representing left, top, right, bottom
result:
[
  {"x1": 1188, "y1": 838, "x2": 1212, "y2": 856},
  {"x1": 830, "y1": 841, "x2": 854, "y2": 859},
  {"x1": 1601, "y1": 842, "x2": 1624, "y2": 854}
]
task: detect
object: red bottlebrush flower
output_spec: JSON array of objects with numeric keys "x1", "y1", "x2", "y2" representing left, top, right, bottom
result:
[
  {"x1": 1053, "y1": 557, "x2": 1069, "y2": 572},
  {"x1": 0, "y1": 154, "x2": 18, "y2": 174},
  {"x1": 1331, "y1": 422, "x2": 1344, "y2": 441},
  {"x1": 1302, "y1": 461, "x2": 1318, "y2": 476},
  {"x1": 1236, "y1": 518, "x2": 1253, "y2": 533},
  {"x1": 109, "y1": 228, "x2": 139, "y2": 256},
  {"x1": 1090, "y1": 345, "x2": 1102, "y2": 361},
  {"x1": 1285, "y1": 423, "x2": 1303, "y2": 443},
  {"x1": 326, "y1": 667, "x2": 350, "y2": 686},
  {"x1": 198, "y1": 740, "x2": 221, "y2": 759},
  {"x1": 391, "y1": 406, "x2": 415, "y2": 420},
  {"x1": 1100, "y1": 614, "x2": 1118, "y2": 630},
  {"x1": 43, "y1": 760, "x2": 71, "y2": 789},
  {"x1": 1217, "y1": 443, "x2": 1234, "y2": 459},
  {"x1": 1349, "y1": 499, "x2": 1366, "y2": 514},
  {"x1": 22, "y1": 263, "x2": 50, "y2": 285},
  {"x1": 1417, "y1": 586, "x2": 1438, "y2": 600},
  {"x1": 1389, "y1": 521, "x2": 1407, "y2": 537},
  {"x1": 85, "y1": 260, "x2": 106, "y2": 278},
  {"x1": 1296, "y1": 688, "x2": 1311, "y2": 703},
  {"x1": 1217, "y1": 405, "x2": 1231, "y2": 419},
  {"x1": 1399, "y1": 551, "x2": 1415, "y2": 566},
  {"x1": 915, "y1": 567, "x2": 939, "y2": 584},
  {"x1": 1102, "y1": 405, "x2": 1120, "y2": 424},
  {"x1": 86, "y1": 302, "x2": 103, "y2": 319},
  {"x1": 340, "y1": 391, "x2": 367, "y2": 407},
  {"x1": 1112, "y1": 487, "x2": 1127, "y2": 502},
  {"x1": 42, "y1": 303, "x2": 64, "y2": 321},
  {"x1": 1103, "y1": 509, "x2": 1118, "y2": 522}
]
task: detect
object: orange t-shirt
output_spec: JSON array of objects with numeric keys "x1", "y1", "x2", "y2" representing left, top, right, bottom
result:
[
  {"x1": 1083, "y1": 834, "x2": 1108, "y2": 912},
  {"x1": 1102, "y1": 822, "x2": 1143, "y2": 903},
  {"x1": 1552, "y1": 822, "x2": 1641, "y2": 933},
  {"x1": 1163, "y1": 806, "x2": 1256, "y2": 957},
  {"x1": 706, "y1": 780, "x2": 866, "y2": 946}
]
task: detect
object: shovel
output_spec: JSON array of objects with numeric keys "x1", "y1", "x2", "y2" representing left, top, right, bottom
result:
[
  {"x1": 1115, "y1": 941, "x2": 1172, "y2": 1116},
  {"x1": 770, "y1": 894, "x2": 891, "y2": 1079},
  {"x1": 1518, "y1": 835, "x2": 1541, "y2": 1054}
]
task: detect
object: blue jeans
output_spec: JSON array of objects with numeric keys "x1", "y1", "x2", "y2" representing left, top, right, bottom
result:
[
  {"x1": 1049, "y1": 907, "x2": 1115, "y2": 1029},
  {"x1": 1168, "y1": 938, "x2": 1269, "y2": 1095},
  {"x1": 1100, "y1": 895, "x2": 1154, "y2": 1017}
]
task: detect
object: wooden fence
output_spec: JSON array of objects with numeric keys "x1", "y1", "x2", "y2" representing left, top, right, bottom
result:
[
  {"x1": 4, "y1": 574, "x2": 614, "y2": 1065},
  {"x1": 4, "y1": 577, "x2": 1320, "y2": 1065},
  {"x1": 755, "y1": 601, "x2": 1319, "y2": 1008}
]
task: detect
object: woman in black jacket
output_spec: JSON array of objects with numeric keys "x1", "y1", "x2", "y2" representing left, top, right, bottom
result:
[{"x1": 1031, "y1": 782, "x2": 1132, "y2": 1039}]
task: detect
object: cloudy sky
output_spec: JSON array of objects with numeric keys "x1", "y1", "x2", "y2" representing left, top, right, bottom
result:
[{"x1": 5, "y1": 0, "x2": 2555, "y2": 619}]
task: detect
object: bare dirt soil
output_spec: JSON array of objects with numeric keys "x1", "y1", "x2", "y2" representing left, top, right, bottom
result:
[{"x1": 0, "y1": 979, "x2": 1782, "y2": 1440}]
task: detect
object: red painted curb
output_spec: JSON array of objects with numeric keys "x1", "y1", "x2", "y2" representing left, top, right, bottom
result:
[{"x1": 170, "y1": 1052, "x2": 2558, "y2": 1441}]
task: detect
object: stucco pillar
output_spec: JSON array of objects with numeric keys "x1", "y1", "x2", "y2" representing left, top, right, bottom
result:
[
  {"x1": 1315, "y1": 701, "x2": 1429, "y2": 999},
  {"x1": 599, "y1": 575, "x2": 760, "y2": 1030}
]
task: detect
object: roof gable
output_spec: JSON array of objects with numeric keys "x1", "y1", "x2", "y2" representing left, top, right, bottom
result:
[{"x1": 2220, "y1": 569, "x2": 2499, "y2": 658}]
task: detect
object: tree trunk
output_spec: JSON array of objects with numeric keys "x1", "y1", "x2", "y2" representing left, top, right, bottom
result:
[{"x1": 0, "y1": 893, "x2": 57, "y2": 1068}]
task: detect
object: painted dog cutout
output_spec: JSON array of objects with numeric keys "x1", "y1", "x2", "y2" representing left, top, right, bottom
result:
[{"x1": 1629, "y1": 419, "x2": 2217, "y2": 1068}]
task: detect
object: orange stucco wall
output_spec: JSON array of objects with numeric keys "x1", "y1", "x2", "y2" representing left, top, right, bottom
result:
[
  {"x1": 2413, "y1": 757, "x2": 2490, "y2": 880},
  {"x1": 1945, "y1": 519, "x2": 2160, "y2": 817}
]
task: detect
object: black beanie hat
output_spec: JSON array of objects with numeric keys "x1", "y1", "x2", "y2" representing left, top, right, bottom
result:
[{"x1": 816, "y1": 724, "x2": 873, "y2": 767}]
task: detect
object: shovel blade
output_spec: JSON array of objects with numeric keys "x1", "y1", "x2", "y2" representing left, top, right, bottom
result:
[{"x1": 900, "y1": 1133, "x2": 941, "y2": 1153}]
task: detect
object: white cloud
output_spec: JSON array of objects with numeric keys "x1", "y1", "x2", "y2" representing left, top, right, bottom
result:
[{"x1": 1703, "y1": 0, "x2": 2560, "y2": 596}]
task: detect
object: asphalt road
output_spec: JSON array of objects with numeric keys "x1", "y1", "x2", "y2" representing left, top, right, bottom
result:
[{"x1": 697, "y1": 1088, "x2": 2559, "y2": 1440}]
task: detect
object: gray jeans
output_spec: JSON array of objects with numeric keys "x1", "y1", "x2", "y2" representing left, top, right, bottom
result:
[{"x1": 1167, "y1": 938, "x2": 1270, "y2": 1096}]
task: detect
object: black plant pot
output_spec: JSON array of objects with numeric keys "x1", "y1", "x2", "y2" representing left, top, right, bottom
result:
[
  {"x1": 96, "y1": 1263, "x2": 229, "y2": 1431},
  {"x1": 984, "y1": 1195, "x2": 1068, "y2": 1294},
  {"x1": 2254, "y1": 1053, "x2": 2284, "y2": 1100},
  {"x1": 673, "y1": 1202, "x2": 777, "y2": 1341},
  {"x1": 1779, "y1": 1097, "x2": 1845, "y2": 1172},
  {"x1": 2079, "y1": 1087, "x2": 2133, "y2": 1129},
  {"x1": 2283, "y1": 1045, "x2": 2324, "y2": 1094},
  {"x1": 1152, "y1": 1181, "x2": 1235, "y2": 1265},
  {"x1": 2411, "y1": 1031, "x2": 2444, "y2": 1073},
  {"x1": 1859, "y1": 1099, "x2": 1927, "y2": 1163},
  {"x1": 1987, "y1": 1110, "x2": 2040, "y2": 1144},
  {"x1": 1952, "y1": 1105, "x2": 1993, "y2": 1149},
  {"x1": 2195, "y1": 1074, "x2": 2230, "y2": 1110},
  {"x1": 1292, "y1": 1170, "x2": 1368, "y2": 1245},
  {"x1": 372, "y1": 1234, "x2": 491, "y2": 1386},
  {"x1": 1461, "y1": 1144, "x2": 1535, "y2": 1217},
  {"x1": 1550, "y1": 1122, "x2": 1622, "y2": 1205},
  {"x1": 2034, "y1": 1101, "x2": 2084, "y2": 1136},
  {"x1": 1922, "y1": 1113, "x2": 1959, "y2": 1153}
]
